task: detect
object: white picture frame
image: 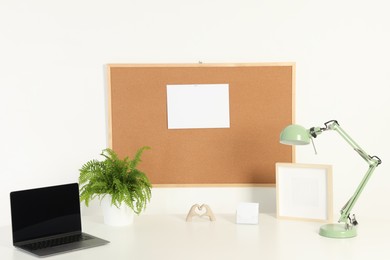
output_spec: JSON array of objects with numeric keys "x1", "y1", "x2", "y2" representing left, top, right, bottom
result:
[{"x1": 276, "y1": 163, "x2": 333, "y2": 222}]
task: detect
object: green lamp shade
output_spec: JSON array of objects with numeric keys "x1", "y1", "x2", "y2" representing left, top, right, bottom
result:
[{"x1": 280, "y1": 124, "x2": 311, "y2": 145}]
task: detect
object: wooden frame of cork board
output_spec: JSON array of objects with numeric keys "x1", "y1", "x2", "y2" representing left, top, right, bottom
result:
[{"x1": 107, "y1": 63, "x2": 295, "y2": 187}]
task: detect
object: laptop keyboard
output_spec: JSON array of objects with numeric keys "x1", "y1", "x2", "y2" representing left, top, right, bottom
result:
[{"x1": 22, "y1": 234, "x2": 92, "y2": 251}]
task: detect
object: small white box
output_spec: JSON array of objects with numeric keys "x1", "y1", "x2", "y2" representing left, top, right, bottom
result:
[{"x1": 236, "y1": 202, "x2": 259, "y2": 225}]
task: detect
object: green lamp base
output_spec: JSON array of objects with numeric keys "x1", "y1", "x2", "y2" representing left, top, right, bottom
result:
[{"x1": 319, "y1": 224, "x2": 357, "y2": 238}]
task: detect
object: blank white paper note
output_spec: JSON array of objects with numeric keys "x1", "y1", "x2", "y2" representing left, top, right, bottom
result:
[{"x1": 166, "y1": 84, "x2": 230, "y2": 129}]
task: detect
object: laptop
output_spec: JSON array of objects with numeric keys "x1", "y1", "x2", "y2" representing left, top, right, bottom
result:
[{"x1": 10, "y1": 183, "x2": 109, "y2": 257}]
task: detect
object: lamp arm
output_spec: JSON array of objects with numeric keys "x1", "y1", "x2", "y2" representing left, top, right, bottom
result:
[
  {"x1": 323, "y1": 120, "x2": 382, "y2": 225},
  {"x1": 338, "y1": 165, "x2": 378, "y2": 225}
]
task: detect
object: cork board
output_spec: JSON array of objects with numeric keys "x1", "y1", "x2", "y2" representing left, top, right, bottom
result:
[{"x1": 108, "y1": 63, "x2": 295, "y2": 186}]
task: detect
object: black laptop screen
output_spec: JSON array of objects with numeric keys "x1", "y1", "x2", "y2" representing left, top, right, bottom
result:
[{"x1": 10, "y1": 183, "x2": 82, "y2": 243}]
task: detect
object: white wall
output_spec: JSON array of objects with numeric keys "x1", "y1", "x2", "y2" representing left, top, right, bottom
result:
[{"x1": 1, "y1": 0, "x2": 389, "y2": 226}]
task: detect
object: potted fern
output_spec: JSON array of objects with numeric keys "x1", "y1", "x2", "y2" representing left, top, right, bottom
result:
[{"x1": 79, "y1": 146, "x2": 152, "y2": 226}]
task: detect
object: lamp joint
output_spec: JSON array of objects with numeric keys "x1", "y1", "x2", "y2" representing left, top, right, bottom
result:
[
  {"x1": 349, "y1": 214, "x2": 358, "y2": 226},
  {"x1": 370, "y1": 155, "x2": 382, "y2": 165},
  {"x1": 309, "y1": 127, "x2": 318, "y2": 138},
  {"x1": 324, "y1": 120, "x2": 339, "y2": 129}
]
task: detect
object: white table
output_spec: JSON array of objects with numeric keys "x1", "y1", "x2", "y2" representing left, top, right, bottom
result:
[{"x1": 1, "y1": 214, "x2": 389, "y2": 260}]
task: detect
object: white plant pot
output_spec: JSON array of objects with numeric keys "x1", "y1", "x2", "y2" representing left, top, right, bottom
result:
[{"x1": 101, "y1": 195, "x2": 134, "y2": 226}]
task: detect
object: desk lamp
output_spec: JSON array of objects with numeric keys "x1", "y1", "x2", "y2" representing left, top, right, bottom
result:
[{"x1": 279, "y1": 120, "x2": 381, "y2": 238}]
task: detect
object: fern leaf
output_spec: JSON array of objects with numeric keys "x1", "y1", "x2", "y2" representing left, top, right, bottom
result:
[{"x1": 129, "y1": 146, "x2": 150, "y2": 169}]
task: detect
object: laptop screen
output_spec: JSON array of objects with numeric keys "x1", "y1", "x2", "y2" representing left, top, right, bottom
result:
[{"x1": 10, "y1": 183, "x2": 82, "y2": 244}]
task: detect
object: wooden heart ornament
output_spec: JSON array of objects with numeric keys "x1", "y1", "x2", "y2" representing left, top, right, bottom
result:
[
  {"x1": 186, "y1": 204, "x2": 216, "y2": 222},
  {"x1": 194, "y1": 204, "x2": 206, "y2": 215}
]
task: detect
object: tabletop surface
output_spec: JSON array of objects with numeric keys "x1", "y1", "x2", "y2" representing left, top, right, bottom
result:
[{"x1": 1, "y1": 214, "x2": 389, "y2": 260}]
